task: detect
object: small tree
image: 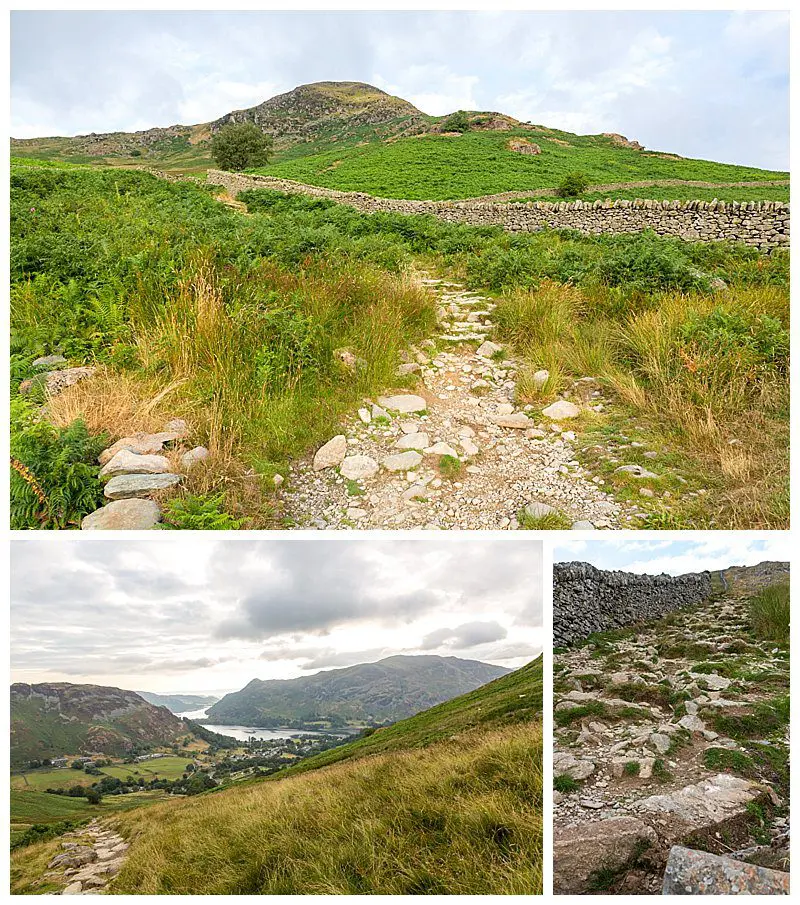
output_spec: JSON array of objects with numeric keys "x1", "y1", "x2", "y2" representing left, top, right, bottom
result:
[
  {"x1": 556, "y1": 172, "x2": 589, "y2": 198},
  {"x1": 211, "y1": 123, "x2": 273, "y2": 172}
]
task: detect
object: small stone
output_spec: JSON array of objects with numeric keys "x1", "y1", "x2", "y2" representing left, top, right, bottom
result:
[
  {"x1": 615, "y1": 464, "x2": 659, "y2": 479},
  {"x1": 272, "y1": 473, "x2": 284, "y2": 487},
  {"x1": 524, "y1": 501, "x2": 556, "y2": 519},
  {"x1": 62, "y1": 882, "x2": 84, "y2": 895},
  {"x1": 99, "y1": 450, "x2": 171, "y2": 478},
  {"x1": 639, "y1": 487, "x2": 654, "y2": 497},
  {"x1": 164, "y1": 418, "x2": 189, "y2": 437},
  {"x1": 82, "y1": 499, "x2": 162, "y2": 531},
  {"x1": 649, "y1": 732, "x2": 672, "y2": 754},
  {"x1": 424, "y1": 442, "x2": 459, "y2": 458},
  {"x1": 346, "y1": 507, "x2": 367, "y2": 520},
  {"x1": 460, "y1": 439, "x2": 480, "y2": 456},
  {"x1": 531, "y1": 369, "x2": 549, "y2": 389},
  {"x1": 357, "y1": 407, "x2": 371, "y2": 424},
  {"x1": 180, "y1": 446, "x2": 209, "y2": 469},
  {"x1": 377, "y1": 394, "x2": 427, "y2": 414},
  {"x1": 395, "y1": 432, "x2": 429, "y2": 450},
  {"x1": 103, "y1": 473, "x2": 182, "y2": 500},
  {"x1": 396, "y1": 362, "x2": 421, "y2": 376},
  {"x1": 339, "y1": 455, "x2": 379, "y2": 481},
  {"x1": 371, "y1": 404, "x2": 389, "y2": 420},
  {"x1": 571, "y1": 520, "x2": 595, "y2": 530},
  {"x1": 494, "y1": 413, "x2": 530, "y2": 429},
  {"x1": 403, "y1": 483, "x2": 429, "y2": 501},
  {"x1": 313, "y1": 435, "x2": 347, "y2": 471},
  {"x1": 542, "y1": 400, "x2": 580, "y2": 419},
  {"x1": 476, "y1": 340, "x2": 503, "y2": 357},
  {"x1": 458, "y1": 425, "x2": 476, "y2": 438},
  {"x1": 383, "y1": 451, "x2": 423, "y2": 471}
]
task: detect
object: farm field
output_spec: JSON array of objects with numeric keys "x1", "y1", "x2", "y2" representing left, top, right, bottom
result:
[{"x1": 11, "y1": 756, "x2": 196, "y2": 792}]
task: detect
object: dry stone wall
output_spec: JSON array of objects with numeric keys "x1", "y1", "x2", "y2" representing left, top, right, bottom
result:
[
  {"x1": 553, "y1": 562, "x2": 714, "y2": 646},
  {"x1": 206, "y1": 170, "x2": 789, "y2": 251}
]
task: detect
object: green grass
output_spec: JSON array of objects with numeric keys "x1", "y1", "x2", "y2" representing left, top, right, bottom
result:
[
  {"x1": 517, "y1": 509, "x2": 572, "y2": 530},
  {"x1": 748, "y1": 583, "x2": 790, "y2": 642},
  {"x1": 255, "y1": 129, "x2": 787, "y2": 200}
]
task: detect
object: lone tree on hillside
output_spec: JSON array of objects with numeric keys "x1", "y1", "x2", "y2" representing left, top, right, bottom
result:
[
  {"x1": 211, "y1": 123, "x2": 273, "y2": 172},
  {"x1": 556, "y1": 172, "x2": 589, "y2": 198}
]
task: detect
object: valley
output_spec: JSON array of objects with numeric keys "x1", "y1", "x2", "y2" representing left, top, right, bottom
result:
[{"x1": 10, "y1": 656, "x2": 543, "y2": 895}]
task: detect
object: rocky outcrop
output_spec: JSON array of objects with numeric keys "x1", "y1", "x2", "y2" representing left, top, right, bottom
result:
[
  {"x1": 553, "y1": 562, "x2": 713, "y2": 646},
  {"x1": 207, "y1": 170, "x2": 789, "y2": 251}
]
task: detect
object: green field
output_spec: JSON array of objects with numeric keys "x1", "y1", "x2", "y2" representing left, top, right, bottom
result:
[
  {"x1": 12, "y1": 756, "x2": 197, "y2": 792},
  {"x1": 255, "y1": 129, "x2": 788, "y2": 200}
]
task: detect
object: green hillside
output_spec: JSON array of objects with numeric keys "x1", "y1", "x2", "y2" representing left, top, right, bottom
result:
[
  {"x1": 205, "y1": 655, "x2": 511, "y2": 727},
  {"x1": 11, "y1": 658, "x2": 543, "y2": 895},
  {"x1": 254, "y1": 128, "x2": 788, "y2": 200}
]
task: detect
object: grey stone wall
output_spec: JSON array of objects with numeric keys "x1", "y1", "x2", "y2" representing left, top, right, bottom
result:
[
  {"x1": 206, "y1": 170, "x2": 789, "y2": 251},
  {"x1": 553, "y1": 562, "x2": 714, "y2": 647}
]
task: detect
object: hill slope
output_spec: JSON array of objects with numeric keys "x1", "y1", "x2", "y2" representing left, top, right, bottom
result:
[
  {"x1": 10, "y1": 683, "x2": 187, "y2": 764},
  {"x1": 205, "y1": 654, "x2": 511, "y2": 727},
  {"x1": 8, "y1": 657, "x2": 542, "y2": 894},
  {"x1": 10, "y1": 80, "x2": 788, "y2": 198}
]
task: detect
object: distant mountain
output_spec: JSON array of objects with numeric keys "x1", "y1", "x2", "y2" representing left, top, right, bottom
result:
[
  {"x1": 10, "y1": 682, "x2": 187, "y2": 764},
  {"x1": 136, "y1": 692, "x2": 219, "y2": 714},
  {"x1": 205, "y1": 655, "x2": 512, "y2": 728}
]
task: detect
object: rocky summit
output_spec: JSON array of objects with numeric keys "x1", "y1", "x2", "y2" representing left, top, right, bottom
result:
[{"x1": 553, "y1": 562, "x2": 789, "y2": 894}]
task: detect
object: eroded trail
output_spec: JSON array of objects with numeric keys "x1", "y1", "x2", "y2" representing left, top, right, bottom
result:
[
  {"x1": 44, "y1": 820, "x2": 129, "y2": 895},
  {"x1": 553, "y1": 585, "x2": 789, "y2": 894},
  {"x1": 283, "y1": 277, "x2": 638, "y2": 530}
]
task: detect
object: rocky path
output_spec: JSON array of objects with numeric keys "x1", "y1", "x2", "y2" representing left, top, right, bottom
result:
[
  {"x1": 283, "y1": 277, "x2": 643, "y2": 530},
  {"x1": 42, "y1": 820, "x2": 128, "y2": 895},
  {"x1": 553, "y1": 584, "x2": 789, "y2": 893}
]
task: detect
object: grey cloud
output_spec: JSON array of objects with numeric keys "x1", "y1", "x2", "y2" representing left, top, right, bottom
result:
[{"x1": 421, "y1": 620, "x2": 508, "y2": 650}]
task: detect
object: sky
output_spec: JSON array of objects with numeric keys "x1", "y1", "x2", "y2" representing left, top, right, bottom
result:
[
  {"x1": 554, "y1": 536, "x2": 793, "y2": 577},
  {"x1": 10, "y1": 10, "x2": 789, "y2": 170},
  {"x1": 10, "y1": 538, "x2": 543, "y2": 697}
]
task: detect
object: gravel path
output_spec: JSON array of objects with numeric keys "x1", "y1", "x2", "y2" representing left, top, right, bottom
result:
[{"x1": 283, "y1": 277, "x2": 641, "y2": 530}]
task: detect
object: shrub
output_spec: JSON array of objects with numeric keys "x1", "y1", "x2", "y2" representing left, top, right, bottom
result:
[
  {"x1": 211, "y1": 123, "x2": 273, "y2": 172},
  {"x1": 556, "y1": 172, "x2": 589, "y2": 198},
  {"x1": 10, "y1": 399, "x2": 107, "y2": 529},
  {"x1": 441, "y1": 111, "x2": 471, "y2": 133}
]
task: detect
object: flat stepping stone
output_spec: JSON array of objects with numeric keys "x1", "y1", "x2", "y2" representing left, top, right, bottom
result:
[
  {"x1": 313, "y1": 435, "x2": 347, "y2": 471},
  {"x1": 637, "y1": 774, "x2": 764, "y2": 828},
  {"x1": 104, "y1": 473, "x2": 182, "y2": 500},
  {"x1": 383, "y1": 451, "x2": 423, "y2": 471},
  {"x1": 98, "y1": 431, "x2": 182, "y2": 465},
  {"x1": 542, "y1": 400, "x2": 580, "y2": 419},
  {"x1": 82, "y1": 499, "x2": 162, "y2": 530},
  {"x1": 377, "y1": 394, "x2": 427, "y2": 414},
  {"x1": 494, "y1": 413, "x2": 530, "y2": 429},
  {"x1": 99, "y1": 450, "x2": 172, "y2": 478},
  {"x1": 395, "y1": 432, "x2": 429, "y2": 450},
  {"x1": 339, "y1": 455, "x2": 379, "y2": 481}
]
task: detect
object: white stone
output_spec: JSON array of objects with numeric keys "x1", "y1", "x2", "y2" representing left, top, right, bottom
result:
[
  {"x1": 542, "y1": 400, "x2": 580, "y2": 419},
  {"x1": 99, "y1": 450, "x2": 172, "y2": 478},
  {"x1": 180, "y1": 446, "x2": 209, "y2": 469},
  {"x1": 103, "y1": 473, "x2": 182, "y2": 500},
  {"x1": 494, "y1": 413, "x2": 530, "y2": 429},
  {"x1": 395, "y1": 432, "x2": 429, "y2": 450},
  {"x1": 476, "y1": 340, "x2": 503, "y2": 357},
  {"x1": 339, "y1": 455, "x2": 379, "y2": 481},
  {"x1": 424, "y1": 442, "x2": 459, "y2": 458},
  {"x1": 82, "y1": 499, "x2": 162, "y2": 530},
  {"x1": 313, "y1": 435, "x2": 347, "y2": 471},
  {"x1": 383, "y1": 451, "x2": 423, "y2": 471},
  {"x1": 357, "y1": 407, "x2": 371, "y2": 424},
  {"x1": 377, "y1": 394, "x2": 427, "y2": 414}
]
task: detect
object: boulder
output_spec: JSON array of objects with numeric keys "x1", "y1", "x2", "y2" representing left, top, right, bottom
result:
[
  {"x1": 82, "y1": 499, "x2": 162, "y2": 530},
  {"x1": 99, "y1": 450, "x2": 172, "y2": 478},
  {"x1": 662, "y1": 846, "x2": 790, "y2": 895},
  {"x1": 554, "y1": 818, "x2": 657, "y2": 894},
  {"x1": 103, "y1": 473, "x2": 182, "y2": 500},
  {"x1": 313, "y1": 435, "x2": 347, "y2": 471},
  {"x1": 637, "y1": 774, "x2": 765, "y2": 829},
  {"x1": 98, "y1": 432, "x2": 182, "y2": 465},
  {"x1": 476, "y1": 340, "x2": 503, "y2": 358},
  {"x1": 395, "y1": 432, "x2": 429, "y2": 450}
]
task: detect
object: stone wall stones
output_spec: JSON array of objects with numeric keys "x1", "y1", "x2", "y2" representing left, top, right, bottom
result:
[
  {"x1": 206, "y1": 170, "x2": 789, "y2": 251},
  {"x1": 553, "y1": 561, "x2": 714, "y2": 647}
]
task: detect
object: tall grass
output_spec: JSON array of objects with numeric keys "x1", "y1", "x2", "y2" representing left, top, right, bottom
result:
[
  {"x1": 749, "y1": 584, "x2": 790, "y2": 642},
  {"x1": 104, "y1": 724, "x2": 542, "y2": 895}
]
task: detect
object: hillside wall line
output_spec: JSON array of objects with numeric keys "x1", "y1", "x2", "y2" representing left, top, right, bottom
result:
[
  {"x1": 206, "y1": 169, "x2": 789, "y2": 251},
  {"x1": 553, "y1": 562, "x2": 714, "y2": 647}
]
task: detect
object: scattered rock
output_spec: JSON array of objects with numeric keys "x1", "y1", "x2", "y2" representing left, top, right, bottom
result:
[
  {"x1": 476, "y1": 340, "x2": 503, "y2": 357},
  {"x1": 81, "y1": 499, "x2": 162, "y2": 531},
  {"x1": 615, "y1": 464, "x2": 659, "y2": 479},
  {"x1": 424, "y1": 442, "x2": 459, "y2": 458},
  {"x1": 493, "y1": 413, "x2": 530, "y2": 429},
  {"x1": 395, "y1": 432, "x2": 429, "y2": 450},
  {"x1": 662, "y1": 845, "x2": 790, "y2": 895},
  {"x1": 383, "y1": 451, "x2": 423, "y2": 472},
  {"x1": 180, "y1": 446, "x2": 209, "y2": 469},
  {"x1": 542, "y1": 400, "x2": 580, "y2": 420},
  {"x1": 523, "y1": 501, "x2": 557, "y2": 520},
  {"x1": 313, "y1": 435, "x2": 348, "y2": 471},
  {"x1": 339, "y1": 455, "x2": 379, "y2": 481},
  {"x1": 377, "y1": 394, "x2": 427, "y2": 414}
]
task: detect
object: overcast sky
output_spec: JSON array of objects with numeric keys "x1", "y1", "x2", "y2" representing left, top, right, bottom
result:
[
  {"x1": 11, "y1": 538, "x2": 542, "y2": 697},
  {"x1": 554, "y1": 536, "x2": 793, "y2": 577},
  {"x1": 10, "y1": 10, "x2": 788, "y2": 169}
]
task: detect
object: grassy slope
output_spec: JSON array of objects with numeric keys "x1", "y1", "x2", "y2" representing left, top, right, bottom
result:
[
  {"x1": 255, "y1": 129, "x2": 788, "y2": 200},
  {"x1": 11, "y1": 659, "x2": 543, "y2": 895}
]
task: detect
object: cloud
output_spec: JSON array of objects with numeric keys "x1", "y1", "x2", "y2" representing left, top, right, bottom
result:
[
  {"x1": 9, "y1": 10, "x2": 788, "y2": 168},
  {"x1": 421, "y1": 621, "x2": 507, "y2": 650}
]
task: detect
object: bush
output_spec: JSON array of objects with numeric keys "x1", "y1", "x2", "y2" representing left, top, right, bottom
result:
[
  {"x1": 556, "y1": 172, "x2": 589, "y2": 198},
  {"x1": 441, "y1": 111, "x2": 471, "y2": 133},
  {"x1": 10, "y1": 400, "x2": 107, "y2": 529},
  {"x1": 212, "y1": 123, "x2": 273, "y2": 172}
]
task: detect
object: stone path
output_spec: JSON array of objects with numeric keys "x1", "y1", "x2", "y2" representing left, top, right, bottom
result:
[
  {"x1": 42, "y1": 820, "x2": 129, "y2": 895},
  {"x1": 553, "y1": 577, "x2": 789, "y2": 893},
  {"x1": 81, "y1": 419, "x2": 208, "y2": 529},
  {"x1": 283, "y1": 277, "x2": 645, "y2": 530}
]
